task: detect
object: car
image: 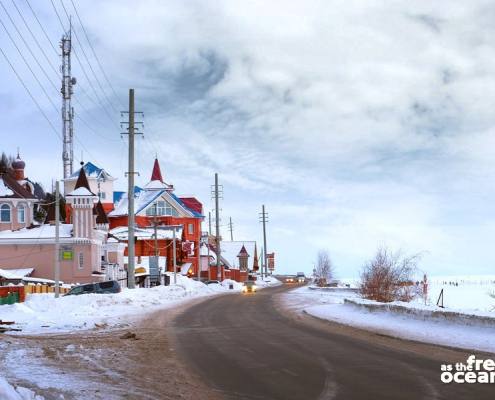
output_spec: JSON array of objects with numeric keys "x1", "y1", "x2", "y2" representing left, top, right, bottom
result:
[
  {"x1": 65, "y1": 280, "x2": 121, "y2": 296},
  {"x1": 205, "y1": 280, "x2": 220, "y2": 285},
  {"x1": 242, "y1": 281, "x2": 257, "y2": 293},
  {"x1": 285, "y1": 276, "x2": 296, "y2": 283}
]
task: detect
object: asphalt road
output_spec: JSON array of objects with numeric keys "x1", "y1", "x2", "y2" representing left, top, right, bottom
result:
[{"x1": 172, "y1": 285, "x2": 494, "y2": 400}]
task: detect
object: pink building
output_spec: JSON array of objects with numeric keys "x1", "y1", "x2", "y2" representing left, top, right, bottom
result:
[{"x1": 0, "y1": 165, "x2": 125, "y2": 285}]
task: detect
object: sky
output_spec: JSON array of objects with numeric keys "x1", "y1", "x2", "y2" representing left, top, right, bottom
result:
[{"x1": 1, "y1": 0, "x2": 495, "y2": 278}]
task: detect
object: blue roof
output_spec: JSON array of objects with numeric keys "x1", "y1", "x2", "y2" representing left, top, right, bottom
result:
[
  {"x1": 69, "y1": 162, "x2": 103, "y2": 179},
  {"x1": 113, "y1": 186, "x2": 143, "y2": 204}
]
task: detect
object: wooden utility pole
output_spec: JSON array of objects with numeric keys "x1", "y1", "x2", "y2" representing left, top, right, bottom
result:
[
  {"x1": 260, "y1": 205, "x2": 269, "y2": 279},
  {"x1": 228, "y1": 217, "x2": 234, "y2": 241},
  {"x1": 54, "y1": 181, "x2": 60, "y2": 298},
  {"x1": 215, "y1": 173, "x2": 221, "y2": 281},
  {"x1": 121, "y1": 89, "x2": 142, "y2": 288}
]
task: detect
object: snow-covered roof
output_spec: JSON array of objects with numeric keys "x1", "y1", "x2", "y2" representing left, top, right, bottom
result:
[
  {"x1": 221, "y1": 241, "x2": 257, "y2": 269},
  {"x1": 109, "y1": 188, "x2": 201, "y2": 218},
  {"x1": 0, "y1": 268, "x2": 34, "y2": 280},
  {"x1": 67, "y1": 187, "x2": 95, "y2": 196},
  {"x1": 0, "y1": 179, "x2": 14, "y2": 196},
  {"x1": 0, "y1": 224, "x2": 73, "y2": 240},
  {"x1": 110, "y1": 226, "x2": 183, "y2": 241},
  {"x1": 67, "y1": 162, "x2": 115, "y2": 181},
  {"x1": 144, "y1": 180, "x2": 169, "y2": 190}
]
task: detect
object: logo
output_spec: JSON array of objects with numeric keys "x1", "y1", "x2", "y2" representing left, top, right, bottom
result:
[{"x1": 441, "y1": 355, "x2": 495, "y2": 384}]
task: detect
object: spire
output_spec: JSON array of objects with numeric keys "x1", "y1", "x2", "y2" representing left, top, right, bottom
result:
[
  {"x1": 237, "y1": 244, "x2": 249, "y2": 257},
  {"x1": 74, "y1": 164, "x2": 94, "y2": 194},
  {"x1": 151, "y1": 158, "x2": 163, "y2": 182}
]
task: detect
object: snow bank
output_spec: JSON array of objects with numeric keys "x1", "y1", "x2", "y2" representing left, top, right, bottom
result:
[
  {"x1": 283, "y1": 285, "x2": 495, "y2": 353},
  {"x1": 0, "y1": 274, "x2": 235, "y2": 334},
  {"x1": 255, "y1": 276, "x2": 282, "y2": 288},
  {"x1": 0, "y1": 377, "x2": 44, "y2": 400}
]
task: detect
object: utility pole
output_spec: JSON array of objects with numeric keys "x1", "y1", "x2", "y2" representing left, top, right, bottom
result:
[
  {"x1": 228, "y1": 217, "x2": 234, "y2": 241},
  {"x1": 121, "y1": 89, "x2": 142, "y2": 289},
  {"x1": 259, "y1": 205, "x2": 269, "y2": 280},
  {"x1": 61, "y1": 20, "x2": 75, "y2": 179},
  {"x1": 173, "y1": 226, "x2": 177, "y2": 284},
  {"x1": 54, "y1": 181, "x2": 60, "y2": 298},
  {"x1": 213, "y1": 173, "x2": 222, "y2": 281}
]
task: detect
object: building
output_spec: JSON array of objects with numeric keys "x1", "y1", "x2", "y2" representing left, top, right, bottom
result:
[
  {"x1": 64, "y1": 161, "x2": 116, "y2": 213},
  {"x1": 0, "y1": 154, "x2": 39, "y2": 231},
  {"x1": 108, "y1": 158, "x2": 204, "y2": 276},
  {"x1": 0, "y1": 166, "x2": 125, "y2": 285}
]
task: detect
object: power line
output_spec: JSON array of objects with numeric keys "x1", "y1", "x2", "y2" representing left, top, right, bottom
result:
[
  {"x1": 59, "y1": 0, "x2": 119, "y2": 114},
  {"x1": 0, "y1": 45, "x2": 60, "y2": 140},
  {"x1": 24, "y1": 0, "x2": 58, "y2": 55},
  {"x1": 0, "y1": 14, "x2": 58, "y2": 112},
  {"x1": 49, "y1": 0, "x2": 116, "y2": 124},
  {"x1": 10, "y1": 0, "x2": 59, "y2": 77},
  {"x1": 0, "y1": 0, "x2": 59, "y2": 93},
  {"x1": 69, "y1": 0, "x2": 124, "y2": 109}
]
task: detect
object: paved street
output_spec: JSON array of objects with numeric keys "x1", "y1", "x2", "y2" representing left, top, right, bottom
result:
[{"x1": 173, "y1": 285, "x2": 494, "y2": 400}]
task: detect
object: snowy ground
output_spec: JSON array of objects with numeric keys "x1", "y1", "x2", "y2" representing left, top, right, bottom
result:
[
  {"x1": 0, "y1": 377, "x2": 44, "y2": 400},
  {"x1": 282, "y1": 278, "x2": 495, "y2": 354},
  {"x1": 0, "y1": 275, "x2": 280, "y2": 398}
]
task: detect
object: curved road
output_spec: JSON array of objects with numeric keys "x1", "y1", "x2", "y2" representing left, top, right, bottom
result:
[{"x1": 172, "y1": 285, "x2": 493, "y2": 400}]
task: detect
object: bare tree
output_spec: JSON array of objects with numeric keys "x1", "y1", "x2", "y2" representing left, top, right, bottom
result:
[
  {"x1": 314, "y1": 250, "x2": 334, "y2": 287},
  {"x1": 360, "y1": 246, "x2": 421, "y2": 302}
]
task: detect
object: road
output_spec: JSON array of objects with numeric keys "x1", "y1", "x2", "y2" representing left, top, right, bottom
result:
[{"x1": 172, "y1": 284, "x2": 493, "y2": 400}]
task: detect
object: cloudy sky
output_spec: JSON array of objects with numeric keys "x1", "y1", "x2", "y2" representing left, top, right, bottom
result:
[{"x1": 2, "y1": 0, "x2": 495, "y2": 277}]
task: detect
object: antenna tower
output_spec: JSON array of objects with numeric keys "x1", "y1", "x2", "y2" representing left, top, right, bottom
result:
[{"x1": 61, "y1": 20, "x2": 76, "y2": 178}]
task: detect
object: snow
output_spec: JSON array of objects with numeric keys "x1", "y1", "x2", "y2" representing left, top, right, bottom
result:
[
  {"x1": 0, "y1": 268, "x2": 34, "y2": 280},
  {"x1": 0, "y1": 274, "x2": 277, "y2": 334},
  {"x1": 110, "y1": 225, "x2": 183, "y2": 240},
  {"x1": 0, "y1": 179, "x2": 14, "y2": 197},
  {"x1": 283, "y1": 278, "x2": 495, "y2": 353},
  {"x1": 255, "y1": 275, "x2": 282, "y2": 288},
  {"x1": 0, "y1": 377, "x2": 44, "y2": 400},
  {"x1": 0, "y1": 224, "x2": 72, "y2": 240},
  {"x1": 67, "y1": 187, "x2": 94, "y2": 196}
]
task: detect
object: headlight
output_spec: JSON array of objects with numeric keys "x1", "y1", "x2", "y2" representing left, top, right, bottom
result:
[{"x1": 252, "y1": 286, "x2": 257, "y2": 290}]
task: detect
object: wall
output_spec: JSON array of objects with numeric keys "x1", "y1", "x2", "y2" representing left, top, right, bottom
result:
[
  {"x1": 0, "y1": 199, "x2": 33, "y2": 232},
  {"x1": 0, "y1": 242, "x2": 103, "y2": 284}
]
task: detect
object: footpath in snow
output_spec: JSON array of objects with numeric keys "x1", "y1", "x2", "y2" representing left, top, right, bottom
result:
[{"x1": 282, "y1": 282, "x2": 495, "y2": 354}]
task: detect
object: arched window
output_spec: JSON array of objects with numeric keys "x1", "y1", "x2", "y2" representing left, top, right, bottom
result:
[
  {"x1": 0, "y1": 204, "x2": 11, "y2": 222},
  {"x1": 17, "y1": 204, "x2": 25, "y2": 223},
  {"x1": 146, "y1": 200, "x2": 179, "y2": 217}
]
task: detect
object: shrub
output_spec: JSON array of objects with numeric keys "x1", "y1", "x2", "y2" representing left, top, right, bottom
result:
[{"x1": 360, "y1": 247, "x2": 421, "y2": 302}]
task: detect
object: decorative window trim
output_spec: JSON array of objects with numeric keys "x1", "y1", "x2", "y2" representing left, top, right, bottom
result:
[
  {"x1": 0, "y1": 204, "x2": 11, "y2": 223},
  {"x1": 78, "y1": 252, "x2": 84, "y2": 270},
  {"x1": 17, "y1": 204, "x2": 25, "y2": 223}
]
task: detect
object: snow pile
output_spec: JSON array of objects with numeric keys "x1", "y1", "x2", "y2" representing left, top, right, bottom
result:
[
  {"x1": 255, "y1": 276, "x2": 282, "y2": 288},
  {"x1": 0, "y1": 274, "x2": 233, "y2": 334},
  {"x1": 283, "y1": 284, "x2": 495, "y2": 353},
  {"x1": 0, "y1": 377, "x2": 44, "y2": 400},
  {"x1": 221, "y1": 279, "x2": 243, "y2": 291}
]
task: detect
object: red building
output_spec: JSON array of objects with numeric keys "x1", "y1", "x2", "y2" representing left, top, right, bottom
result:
[{"x1": 108, "y1": 159, "x2": 204, "y2": 276}]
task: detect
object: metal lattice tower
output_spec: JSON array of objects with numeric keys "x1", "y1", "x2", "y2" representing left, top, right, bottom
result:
[{"x1": 61, "y1": 23, "x2": 76, "y2": 179}]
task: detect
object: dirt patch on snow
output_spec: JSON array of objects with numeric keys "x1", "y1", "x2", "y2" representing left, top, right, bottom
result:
[{"x1": 0, "y1": 297, "x2": 219, "y2": 400}]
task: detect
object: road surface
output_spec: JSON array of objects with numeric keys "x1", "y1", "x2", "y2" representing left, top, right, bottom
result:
[{"x1": 172, "y1": 284, "x2": 493, "y2": 400}]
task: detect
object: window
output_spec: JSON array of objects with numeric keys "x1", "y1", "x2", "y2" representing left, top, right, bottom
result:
[
  {"x1": 188, "y1": 223, "x2": 194, "y2": 234},
  {"x1": 17, "y1": 205, "x2": 25, "y2": 223},
  {"x1": 0, "y1": 204, "x2": 11, "y2": 222},
  {"x1": 99, "y1": 192, "x2": 106, "y2": 200},
  {"x1": 78, "y1": 252, "x2": 84, "y2": 270},
  {"x1": 146, "y1": 200, "x2": 179, "y2": 217}
]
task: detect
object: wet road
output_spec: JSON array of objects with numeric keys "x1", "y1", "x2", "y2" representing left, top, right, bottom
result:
[{"x1": 172, "y1": 285, "x2": 493, "y2": 400}]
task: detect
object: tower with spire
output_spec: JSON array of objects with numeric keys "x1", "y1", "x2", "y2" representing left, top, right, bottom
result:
[{"x1": 65, "y1": 166, "x2": 98, "y2": 238}]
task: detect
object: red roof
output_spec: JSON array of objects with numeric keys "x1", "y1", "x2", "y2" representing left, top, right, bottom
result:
[
  {"x1": 179, "y1": 197, "x2": 203, "y2": 215},
  {"x1": 151, "y1": 158, "x2": 163, "y2": 182}
]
